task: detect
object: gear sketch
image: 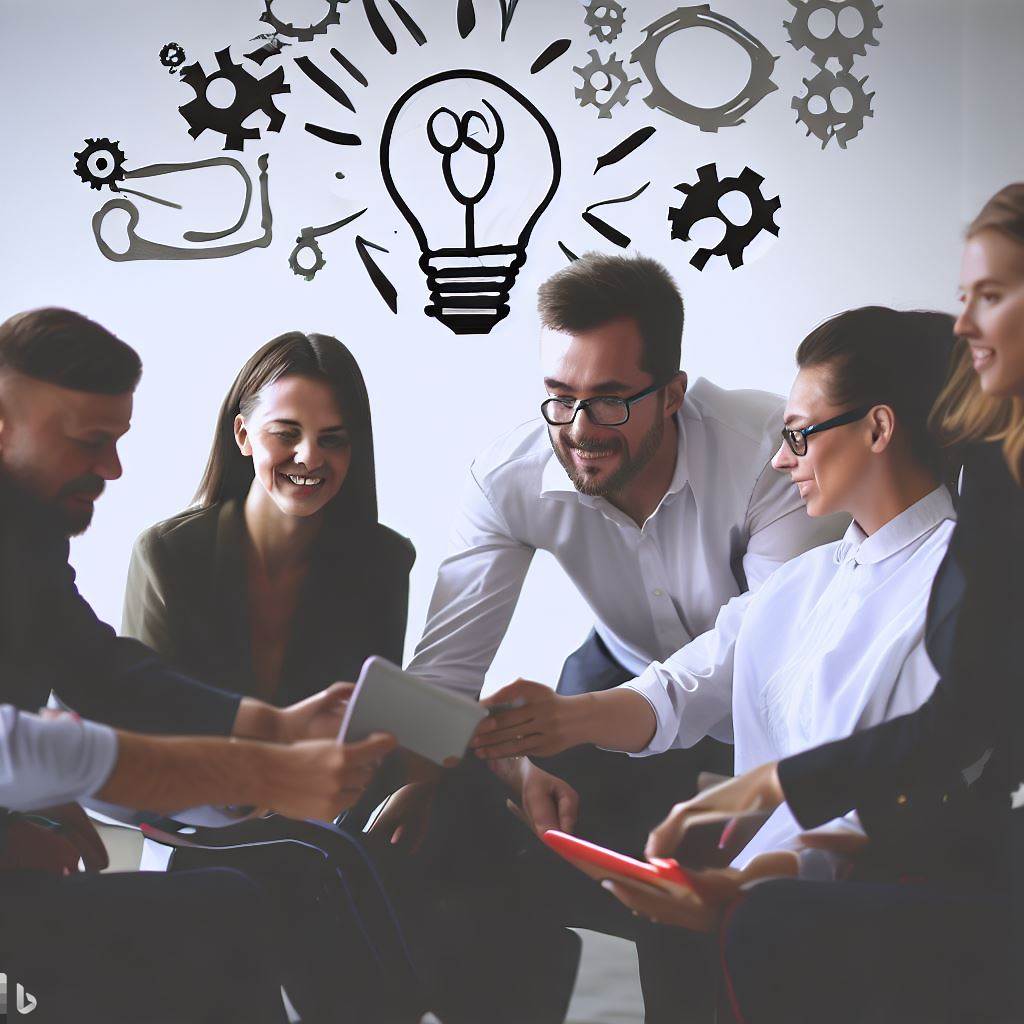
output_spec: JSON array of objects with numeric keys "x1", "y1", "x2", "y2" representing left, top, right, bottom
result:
[
  {"x1": 259, "y1": 0, "x2": 343, "y2": 43},
  {"x1": 73, "y1": 138, "x2": 127, "y2": 190},
  {"x1": 668, "y1": 163, "x2": 781, "y2": 270},
  {"x1": 179, "y1": 47, "x2": 290, "y2": 151},
  {"x1": 631, "y1": 6, "x2": 778, "y2": 132},
  {"x1": 783, "y1": 0, "x2": 883, "y2": 71},
  {"x1": 159, "y1": 42, "x2": 186, "y2": 72},
  {"x1": 289, "y1": 232, "x2": 327, "y2": 281},
  {"x1": 573, "y1": 50, "x2": 641, "y2": 119},
  {"x1": 584, "y1": 1, "x2": 626, "y2": 43},
  {"x1": 792, "y1": 68, "x2": 874, "y2": 148}
]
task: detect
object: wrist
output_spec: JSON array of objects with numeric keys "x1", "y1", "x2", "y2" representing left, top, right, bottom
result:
[
  {"x1": 766, "y1": 762, "x2": 785, "y2": 806},
  {"x1": 233, "y1": 698, "x2": 286, "y2": 743}
]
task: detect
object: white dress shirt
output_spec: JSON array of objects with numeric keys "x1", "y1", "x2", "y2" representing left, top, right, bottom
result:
[
  {"x1": 409, "y1": 378, "x2": 847, "y2": 709},
  {"x1": 626, "y1": 486, "x2": 956, "y2": 867},
  {"x1": 0, "y1": 705, "x2": 117, "y2": 813}
]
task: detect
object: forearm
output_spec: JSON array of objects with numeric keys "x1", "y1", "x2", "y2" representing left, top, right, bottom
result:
[
  {"x1": 577, "y1": 688, "x2": 657, "y2": 753},
  {"x1": 232, "y1": 697, "x2": 285, "y2": 742},
  {"x1": 96, "y1": 731, "x2": 271, "y2": 813}
]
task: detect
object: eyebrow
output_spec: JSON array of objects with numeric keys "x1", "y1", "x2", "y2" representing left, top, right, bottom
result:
[
  {"x1": 783, "y1": 413, "x2": 809, "y2": 427},
  {"x1": 543, "y1": 378, "x2": 634, "y2": 394},
  {"x1": 268, "y1": 419, "x2": 347, "y2": 431},
  {"x1": 959, "y1": 277, "x2": 1005, "y2": 291}
]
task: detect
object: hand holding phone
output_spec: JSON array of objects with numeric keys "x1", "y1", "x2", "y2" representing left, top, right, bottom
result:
[{"x1": 542, "y1": 829, "x2": 695, "y2": 892}]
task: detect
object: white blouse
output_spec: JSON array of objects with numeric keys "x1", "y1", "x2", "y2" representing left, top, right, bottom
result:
[{"x1": 625, "y1": 486, "x2": 956, "y2": 868}]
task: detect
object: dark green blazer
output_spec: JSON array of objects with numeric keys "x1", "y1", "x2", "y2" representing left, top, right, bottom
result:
[{"x1": 121, "y1": 499, "x2": 415, "y2": 707}]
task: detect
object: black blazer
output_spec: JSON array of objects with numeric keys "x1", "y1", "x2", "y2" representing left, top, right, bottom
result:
[
  {"x1": 0, "y1": 491, "x2": 240, "y2": 737},
  {"x1": 121, "y1": 499, "x2": 415, "y2": 707},
  {"x1": 778, "y1": 443, "x2": 1023, "y2": 883}
]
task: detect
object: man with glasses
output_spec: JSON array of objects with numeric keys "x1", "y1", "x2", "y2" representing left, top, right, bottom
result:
[{"x1": 376, "y1": 253, "x2": 844, "y2": 1021}]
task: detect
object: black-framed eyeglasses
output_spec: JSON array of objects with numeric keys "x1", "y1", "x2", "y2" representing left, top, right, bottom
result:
[
  {"x1": 541, "y1": 382, "x2": 663, "y2": 427},
  {"x1": 781, "y1": 404, "x2": 874, "y2": 457}
]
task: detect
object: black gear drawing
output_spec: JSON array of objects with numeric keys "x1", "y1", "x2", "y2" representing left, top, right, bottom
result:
[
  {"x1": 630, "y1": 6, "x2": 778, "y2": 133},
  {"x1": 288, "y1": 232, "x2": 327, "y2": 282},
  {"x1": 792, "y1": 68, "x2": 874, "y2": 148},
  {"x1": 179, "y1": 47, "x2": 290, "y2": 151},
  {"x1": 584, "y1": 1, "x2": 626, "y2": 43},
  {"x1": 159, "y1": 42, "x2": 186, "y2": 72},
  {"x1": 259, "y1": 0, "x2": 343, "y2": 43},
  {"x1": 783, "y1": 0, "x2": 883, "y2": 71},
  {"x1": 73, "y1": 138, "x2": 127, "y2": 191},
  {"x1": 573, "y1": 50, "x2": 641, "y2": 119},
  {"x1": 668, "y1": 163, "x2": 781, "y2": 270}
]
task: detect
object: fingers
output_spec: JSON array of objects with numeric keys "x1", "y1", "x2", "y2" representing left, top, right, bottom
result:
[
  {"x1": 739, "y1": 851, "x2": 800, "y2": 885},
  {"x1": 556, "y1": 786, "x2": 579, "y2": 833},
  {"x1": 470, "y1": 712, "x2": 535, "y2": 745},
  {"x1": 476, "y1": 735, "x2": 543, "y2": 759},
  {"x1": 524, "y1": 792, "x2": 560, "y2": 835},
  {"x1": 325, "y1": 682, "x2": 356, "y2": 701},
  {"x1": 344, "y1": 732, "x2": 397, "y2": 763},
  {"x1": 602, "y1": 878, "x2": 713, "y2": 931},
  {"x1": 601, "y1": 878, "x2": 673, "y2": 917},
  {"x1": 798, "y1": 830, "x2": 870, "y2": 857},
  {"x1": 480, "y1": 679, "x2": 535, "y2": 707},
  {"x1": 645, "y1": 804, "x2": 690, "y2": 860},
  {"x1": 60, "y1": 808, "x2": 109, "y2": 872}
]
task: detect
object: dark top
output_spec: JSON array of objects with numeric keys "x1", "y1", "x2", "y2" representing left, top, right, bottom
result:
[
  {"x1": 121, "y1": 500, "x2": 415, "y2": 707},
  {"x1": 0, "y1": 493, "x2": 240, "y2": 738},
  {"x1": 778, "y1": 442, "x2": 1022, "y2": 884}
]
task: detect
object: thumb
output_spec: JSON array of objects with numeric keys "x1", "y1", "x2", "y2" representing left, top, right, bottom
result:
[
  {"x1": 556, "y1": 787, "x2": 578, "y2": 833},
  {"x1": 323, "y1": 682, "x2": 356, "y2": 703},
  {"x1": 481, "y1": 680, "x2": 527, "y2": 707},
  {"x1": 345, "y1": 732, "x2": 397, "y2": 761}
]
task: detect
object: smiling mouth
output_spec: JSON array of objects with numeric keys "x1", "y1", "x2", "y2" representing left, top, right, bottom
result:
[
  {"x1": 970, "y1": 346, "x2": 996, "y2": 370},
  {"x1": 280, "y1": 472, "x2": 325, "y2": 489}
]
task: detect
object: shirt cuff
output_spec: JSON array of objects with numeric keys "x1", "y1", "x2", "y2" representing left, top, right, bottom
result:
[{"x1": 619, "y1": 667, "x2": 682, "y2": 756}]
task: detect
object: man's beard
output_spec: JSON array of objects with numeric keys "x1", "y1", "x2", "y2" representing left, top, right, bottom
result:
[
  {"x1": 0, "y1": 470, "x2": 102, "y2": 538},
  {"x1": 551, "y1": 414, "x2": 665, "y2": 499}
]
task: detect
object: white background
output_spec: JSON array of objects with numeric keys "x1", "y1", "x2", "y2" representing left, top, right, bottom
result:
[{"x1": 1, "y1": 0, "x2": 1022, "y2": 693}]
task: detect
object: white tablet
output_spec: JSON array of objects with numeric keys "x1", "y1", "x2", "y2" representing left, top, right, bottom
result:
[{"x1": 338, "y1": 656, "x2": 487, "y2": 766}]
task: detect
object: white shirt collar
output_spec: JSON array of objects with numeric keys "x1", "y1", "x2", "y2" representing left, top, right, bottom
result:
[
  {"x1": 835, "y1": 486, "x2": 956, "y2": 567},
  {"x1": 539, "y1": 407, "x2": 695, "y2": 514}
]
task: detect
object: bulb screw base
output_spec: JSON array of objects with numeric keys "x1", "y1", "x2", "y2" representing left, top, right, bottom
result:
[{"x1": 421, "y1": 248, "x2": 523, "y2": 335}]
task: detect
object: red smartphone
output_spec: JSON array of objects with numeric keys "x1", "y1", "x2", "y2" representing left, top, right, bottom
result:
[{"x1": 542, "y1": 829, "x2": 695, "y2": 890}]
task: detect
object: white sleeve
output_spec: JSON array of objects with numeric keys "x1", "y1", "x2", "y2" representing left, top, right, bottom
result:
[
  {"x1": 741, "y1": 459, "x2": 849, "y2": 590},
  {"x1": 0, "y1": 706, "x2": 118, "y2": 811},
  {"x1": 619, "y1": 589, "x2": 752, "y2": 753},
  {"x1": 406, "y1": 466, "x2": 535, "y2": 697}
]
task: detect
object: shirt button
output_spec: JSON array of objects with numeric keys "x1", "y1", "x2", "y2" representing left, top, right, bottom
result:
[
  {"x1": 896, "y1": 793, "x2": 908, "y2": 806},
  {"x1": 653, "y1": 588, "x2": 664, "y2": 597}
]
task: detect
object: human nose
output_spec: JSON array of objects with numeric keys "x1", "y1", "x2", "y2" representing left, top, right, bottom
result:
[
  {"x1": 953, "y1": 300, "x2": 978, "y2": 340},
  {"x1": 293, "y1": 436, "x2": 319, "y2": 468},
  {"x1": 771, "y1": 439, "x2": 796, "y2": 471},
  {"x1": 96, "y1": 442, "x2": 123, "y2": 481}
]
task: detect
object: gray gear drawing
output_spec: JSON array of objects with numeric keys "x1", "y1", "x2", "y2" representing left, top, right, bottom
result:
[
  {"x1": 584, "y1": 1, "x2": 626, "y2": 43},
  {"x1": 792, "y1": 68, "x2": 874, "y2": 148},
  {"x1": 179, "y1": 47, "x2": 290, "y2": 151},
  {"x1": 631, "y1": 6, "x2": 778, "y2": 133},
  {"x1": 669, "y1": 163, "x2": 781, "y2": 270},
  {"x1": 783, "y1": 0, "x2": 883, "y2": 71},
  {"x1": 259, "y1": 0, "x2": 344, "y2": 43},
  {"x1": 573, "y1": 50, "x2": 641, "y2": 119},
  {"x1": 288, "y1": 232, "x2": 327, "y2": 282}
]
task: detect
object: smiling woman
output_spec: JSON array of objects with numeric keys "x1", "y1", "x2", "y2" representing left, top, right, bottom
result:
[{"x1": 120, "y1": 332, "x2": 414, "y2": 708}]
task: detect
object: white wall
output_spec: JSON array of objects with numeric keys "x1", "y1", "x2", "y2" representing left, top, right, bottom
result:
[{"x1": 1, "y1": 0, "x2": 1021, "y2": 693}]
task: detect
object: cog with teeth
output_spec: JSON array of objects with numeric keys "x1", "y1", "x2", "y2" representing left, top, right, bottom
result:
[
  {"x1": 573, "y1": 50, "x2": 641, "y2": 120},
  {"x1": 159, "y1": 42, "x2": 186, "y2": 72},
  {"x1": 259, "y1": 0, "x2": 343, "y2": 43},
  {"x1": 288, "y1": 231, "x2": 327, "y2": 282},
  {"x1": 669, "y1": 163, "x2": 781, "y2": 270},
  {"x1": 584, "y1": 0, "x2": 626, "y2": 43},
  {"x1": 792, "y1": 68, "x2": 874, "y2": 148},
  {"x1": 783, "y1": 0, "x2": 883, "y2": 71},
  {"x1": 73, "y1": 138, "x2": 127, "y2": 191},
  {"x1": 178, "y1": 47, "x2": 290, "y2": 151}
]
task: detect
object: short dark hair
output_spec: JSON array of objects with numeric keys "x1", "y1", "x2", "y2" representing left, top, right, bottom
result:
[
  {"x1": 195, "y1": 332, "x2": 378, "y2": 525},
  {"x1": 796, "y1": 306, "x2": 957, "y2": 478},
  {"x1": 0, "y1": 308, "x2": 141, "y2": 394},
  {"x1": 537, "y1": 253, "x2": 684, "y2": 383}
]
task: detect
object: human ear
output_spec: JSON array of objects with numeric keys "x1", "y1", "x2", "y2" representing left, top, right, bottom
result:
[
  {"x1": 665, "y1": 371, "x2": 688, "y2": 415},
  {"x1": 233, "y1": 413, "x2": 252, "y2": 457},
  {"x1": 869, "y1": 405, "x2": 896, "y2": 453}
]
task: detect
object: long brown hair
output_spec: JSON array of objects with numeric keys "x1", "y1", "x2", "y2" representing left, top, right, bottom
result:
[
  {"x1": 930, "y1": 184, "x2": 1024, "y2": 485},
  {"x1": 195, "y1": 332, "x2": 378, "y2": 523}
]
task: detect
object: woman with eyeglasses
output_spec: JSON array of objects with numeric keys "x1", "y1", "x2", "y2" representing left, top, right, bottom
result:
[{"x1": 608, "y1": 186, "x2": 1024, "y2": 1022}]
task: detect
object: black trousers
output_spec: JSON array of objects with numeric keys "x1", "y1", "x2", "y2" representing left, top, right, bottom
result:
[
  {"x1": 0, "y1": 866, "x2": 285, "y2": 1024},
  {"x1": 720, "y1": 877, "x2": 1012, "y2": 1024},
  {"x1": 422, "y1": 630, "x2": 734, "y2": 1024}
]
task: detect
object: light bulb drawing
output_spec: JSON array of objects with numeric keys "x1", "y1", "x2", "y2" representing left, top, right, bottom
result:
[{"x1": 381, "y1": 69, "x2": 561, "y2": 335}]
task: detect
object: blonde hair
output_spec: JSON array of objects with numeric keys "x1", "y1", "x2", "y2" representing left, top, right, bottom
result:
[{"x1": 930, "y1": 184, "x2": 1024, "y2": 485}]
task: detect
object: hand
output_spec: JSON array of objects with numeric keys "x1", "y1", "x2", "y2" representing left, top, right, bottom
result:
[
  {"x1": 645, "y1": 761, "x2": 784, "y2": 860},
  {"x1": 267, "y1": 732, "x2": 396, "y2": 821},
  {"x1": 603, "y1": 851, "x2": 799, "y2": 932},
  {"x1": 367, "y1": 780, "x2": 438, "y2": 852},
  {"x1": 33, "y1": 802, "x2": 110, "y2": 872},
  {"x1": 520, "y1": 761, "x2": 579, "y2": 837},
  {"x1": 277, "y1": 682, "x2": 355, "y2": 741},
  {"x1": 471, "y1": 680, "x2": 587, "y2": 759}
]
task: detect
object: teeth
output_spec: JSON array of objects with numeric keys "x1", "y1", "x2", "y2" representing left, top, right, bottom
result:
[{"x1": 285, "y1": 474, "x2": 323, "y2": 487}]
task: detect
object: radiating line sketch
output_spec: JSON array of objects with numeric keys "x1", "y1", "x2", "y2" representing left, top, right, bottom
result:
[
  {"x1": 531, "y1": 39, "x2": 571, "y2": 75},
  {"x1": 331, "y1": 48, "x2": 368, "y2": 86},
  {"x1": 355, "y1": 236, "x2": 399, "y2": 312},
  {"x1": 558, "y1": 241, "x2": 580, "y2": 262},
  {"x1": 594, "y1": 126, "x2": 656, "y2": 173},
  {"x1": 305, "y1": 123, "x2": 362, "y2": 145},
  {"x1": 583, "y1": 181, "x2": 650, "y2": 248},
  {"x1": 458, "y1": 0, "x2": 477, "y2": 38},
  {"x1": 295, "y1": 56, "x2": 357, "y2": 111},
  {"x1": 498, "y1": 0, "x2": 521, "y2": 41}
]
